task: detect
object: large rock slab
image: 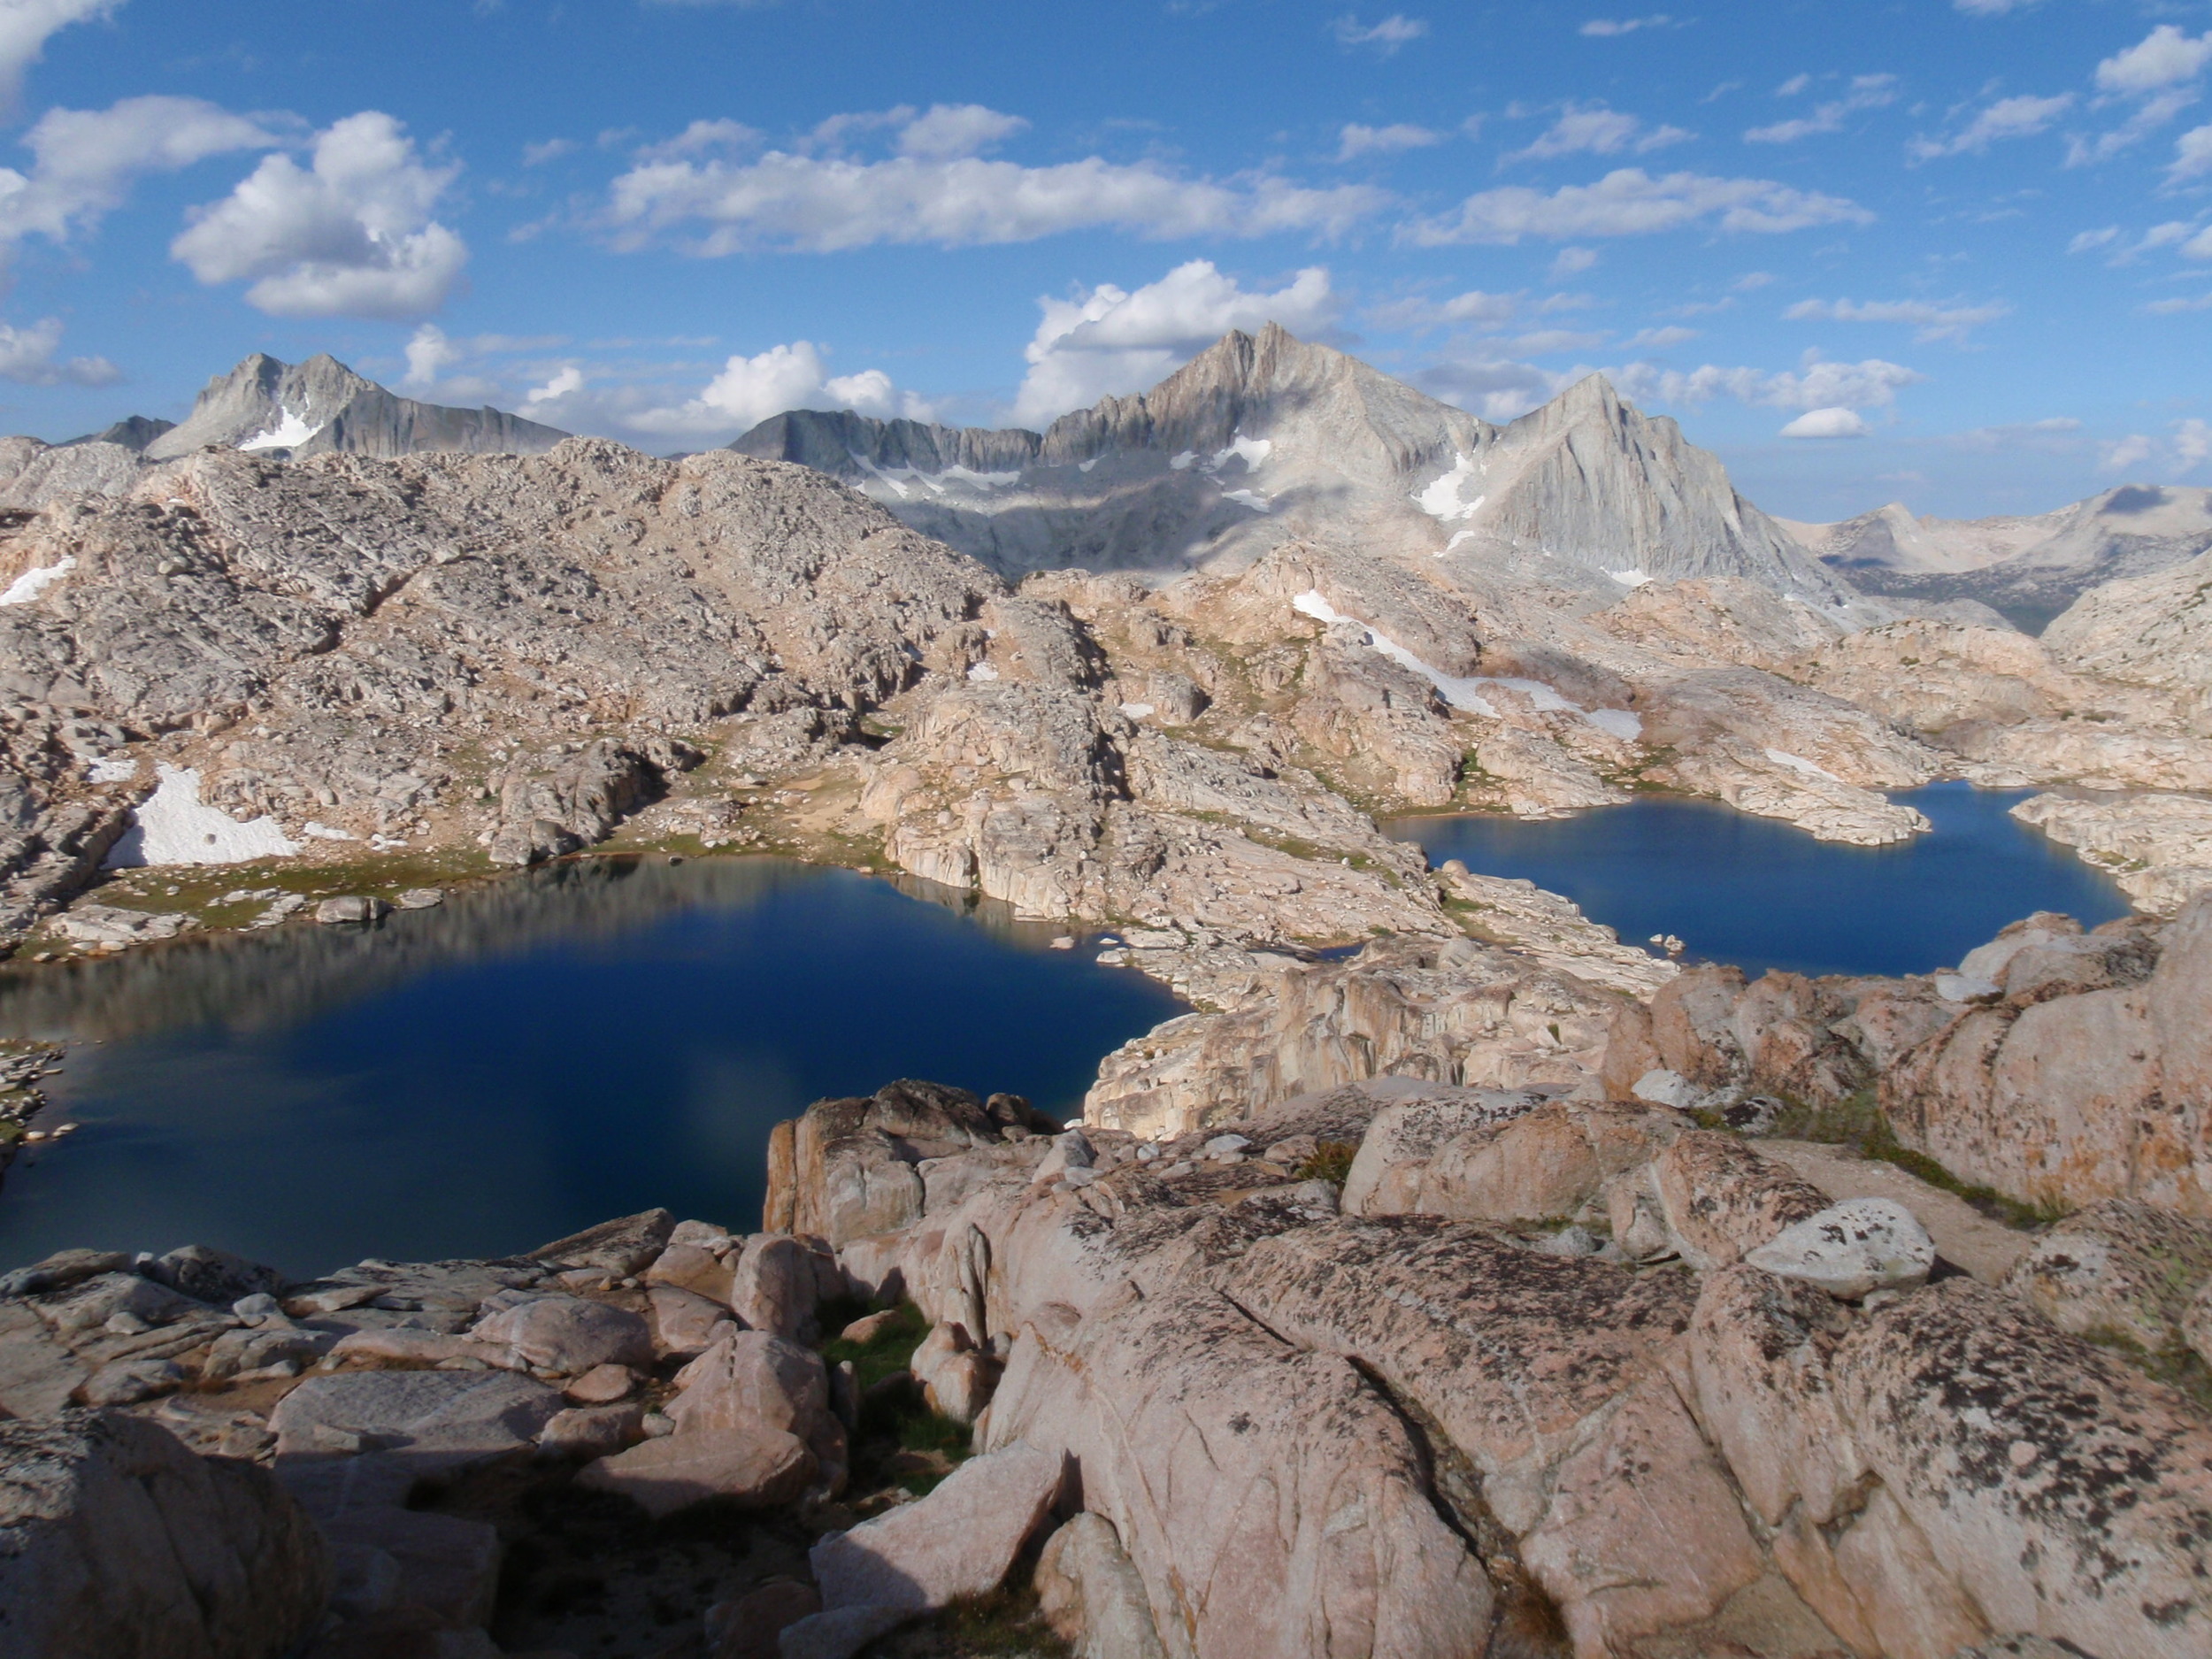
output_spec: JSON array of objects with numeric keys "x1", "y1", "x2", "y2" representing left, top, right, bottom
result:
[
  {"x1": 1651, "y1": 1131, "x2": 1831, "y2": 1269},
  {"x1": 576, "y1": 1425, "x2": 814, "y2": 1519},
  {"x1": 469, "y1": 1293, "x2": 653, "y2": 1373},
  {"x1": 2003, "y1": 1198, "x2": 2212, "y2": 1352},
  {"x1": 668, "y1": 1330, "x2": 845, "y2": 1494},
  {"x1": 0, "y1": 1409, "x2": 330, "y2": 1659},
  {"x1": 1034, "y1": 1511, "x2": 1168, "y2": 1659},
  {"x1": 1744, "y1": 1197, "x2": 1936, "y2": 1300},
  {"x1": 811, "y1": 1441, "x2": 1062, "y2": 1615},
  {"x1": 981, "y1": 1286, "x2": 1494, "y2": 1659},
  {"x1": 269, "y1": 1369, "x2": 564, "y2": 1473}
]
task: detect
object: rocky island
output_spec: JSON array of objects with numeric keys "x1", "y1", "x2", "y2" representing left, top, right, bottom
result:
[{"x1": 0, "y1": 330, "x2": 2208, "y2": 1659}]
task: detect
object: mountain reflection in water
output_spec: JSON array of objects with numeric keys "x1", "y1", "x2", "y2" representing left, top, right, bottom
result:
[{"x1": 0, "y1": 856, "x2": 1183, "y2": 1279}]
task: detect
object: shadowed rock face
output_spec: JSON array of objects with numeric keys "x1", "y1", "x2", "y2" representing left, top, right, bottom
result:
[
  {"x1": 144, "y1": 352, "x2": 572, "y2": 463},
  {"x1": 732, "y1": 325, "x2": 1850, "y2": 601}
]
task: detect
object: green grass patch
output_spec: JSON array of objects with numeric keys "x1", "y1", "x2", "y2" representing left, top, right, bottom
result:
[
  {"x1": 869, "y1": 1581, "x2": 1072, "y2": 1657},
  {"x1": 2080, "y1": 1327, "x2": 2212, "y2": 1413},
  {"x1": 818, "y1": 1300, "x2": 928, "y2": 1393},
  {"x1": 1293, "y1": 1141, "x2": 1358, "y2": 1186}
]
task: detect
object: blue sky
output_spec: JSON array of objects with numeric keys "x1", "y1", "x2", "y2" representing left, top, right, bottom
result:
[{"x1": 8, "y1": 0, "x2": 2212, "y2": 520}]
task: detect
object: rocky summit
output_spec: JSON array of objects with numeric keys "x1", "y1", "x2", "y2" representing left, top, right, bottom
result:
[{"x1": 0, "y1": 327, "x2": 2207, "y2": 1659}]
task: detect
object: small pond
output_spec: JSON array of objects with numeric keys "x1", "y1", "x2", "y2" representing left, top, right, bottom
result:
[
  {"x1": 1386, "y1": 783, "x2": 2131, "y2": 982},
  {"x1": 0, "y1": 857, "x2": 1182, "y2": 1279}
]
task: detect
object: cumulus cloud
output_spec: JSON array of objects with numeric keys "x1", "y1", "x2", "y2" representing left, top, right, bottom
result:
[
  {"x1": 1549, "y1": 245, "x2": 1598, "y2": 278},
  {"x1": 0, "y1": 0, "x2": 115, "y2": 115},
  {"x1": 605, "y1": 105, "x2": 1381, "y2": 253},
  {"x1": 0, "y1": 315, "x2": 117, "y2": 385},
  {"x1": 1406, "y1": 167, "x2": 1870, "y2": 244},
  {"x1": 1333, "y1": 14, "x2": 1426, "y2": 53},
  {"x1": 1012, "y1": 259, "x2": 1340, "y2": 426},
  {"x1": 617, "y1": 340, "x2": 935, "y2": 437},
  {"x1": 1745, "y1": 74, "x2": 1898, "y2": 143},
  {"x1": 1579, "y1": 15, "x2": 1671, "y2": 36},
  {"x1": 1783, "y1": 296, "x2": 2009, "y2": 343},
  {"x1": 1609, "y1": 349, "x2": 1924, "y2": 412},
  {"x1": 2169, "y1": 125, "x2": 2212, "y2": 182},
  {"x1": 0, "y1": 95, "x2": 279, "y2": 250},
  {"x1": 1412, "y1": 356, "x2": 1565, "y2": 420},
  {"x1": 1779, "y1": 407, "x2": 1869, "y2": 438},
  {"x1": 2097, "y1": 26, "x2": 2212, "y2": 95},
  {"x1": 1504, "y1": 103, "x2": 1691, "y2": 163},
  {"x1": 172, "y1": 111, "x2": 467, "y2": 319},
  {"x1": 1909, "y1": 93, "x2": 2073, "y2": 159},
  {"x1": 1337, "y1": 122, "x2": 1442, "y2": 160}
]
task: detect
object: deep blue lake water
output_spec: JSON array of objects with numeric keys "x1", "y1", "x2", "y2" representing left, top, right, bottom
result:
[
  {"x1": 0, "y1": 857, "x2": 1181, "y2": 1279},
  {"x1": 1386, "y1": 783, "x2": 2131, "y2": 982}
]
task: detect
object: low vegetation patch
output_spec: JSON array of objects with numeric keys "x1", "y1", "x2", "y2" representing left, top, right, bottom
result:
[
  {"x1": 1293, "y1": 1140, "x2": 1359, "y2": 1186},
  {"x1": 1770, "y1": 1088, "x2": 2064, "y2": 1230}
]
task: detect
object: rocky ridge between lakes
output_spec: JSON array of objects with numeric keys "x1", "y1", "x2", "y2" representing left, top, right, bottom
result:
[{"x1": 7, "y1": 932, "x2": 2212, "y2": 1659}]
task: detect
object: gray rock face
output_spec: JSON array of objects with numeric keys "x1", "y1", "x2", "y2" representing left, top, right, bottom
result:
[
  {"x1": 143, "y1": 352, "x2": 570, "y2": 462},
  {"x1": 733, "y1": 324, "x2": 1853, "y2": 601},
  {"x1": 0, "y1": 1409, "x2": 330, "y2": 1659}
]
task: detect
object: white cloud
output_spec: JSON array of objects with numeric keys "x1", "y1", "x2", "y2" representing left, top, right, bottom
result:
[
  {"x1": 1579, "y1": 15, "x2": 1671, "y2": 37},
  {"x1": 1549, "y1": 245, "x2": 1598, "y2": 278},
  {"x1": 1909, "y1": 93, "x2": 2073, "y2": 159},
  {"x1": 172, "y1": 111, "x2": 468, "y2": 319},
  {"x1": 0, "y1": 315, "x2": 116, "y2": 385},
  {"x1": 1407, "y1": 167, "x2": 1870, "y2": 244},
  {"x1": 605, "y1": 107, "x2": 1383, "y2": 253},
  {"x1": 1955, "y1": 0, "x2": 2037, "y2": 14},
  {"x1": 1413, "y1": 356, "x2": 1566, "y2": 420},
  {"x1": 2175, "y1": 418, "x2": 2212, "y2": 468},
  {"x1": 0, "y1": 0, "x2": 115, "y2": 115},
  {"x1": 2169, "y1": 124, "x2": 2212, "y2": 182},
  {"x1": 1369, "y1": 287, "x2": 1519, "y2": 331},
  {"x1": 1012, "y1": 259, "x2": 1340, "y2": 426},
  {"x1": 1610, "y1": 349, "x2": 1924, "y2": 412},
  {"x1": 1745, "y1": 74, "x2": 1898, "y2": 143},
  {"x1": 1333, "y1": 14, "x2": 1426, "y2": 52},
  {"x1": 403, "y1": 323, "x2": 461, "y2": 388},
  {"x1": 2147, "y1": 292, "x2": 2212, "y2": 314},
  {"x1": 521, "y1": 138, "x2": 577, "y2": 167},
  {"x1": 521, "y1": 365, "x2": 585, "y2": 418},
  {"x1": 619, "y1": 340, "x2": 935, "y2": 437},
  {"x1": 1942, "y1": 416, "x2": 2082, "y2": 452},
  {"x1": 2101, "y1": 434, "x2": 2155, "y2": 472},
  {"x1": 1783, "y1": 296, "x2": 2009, "y2": 342},
  {"x1": 1776, "y1": 73, "x2": 1812, "y2": 97},
  {"x1": 1337, "y1": 122, "x2": 1442, "y2": 160},
  {"x1": 1506, "y1": 103, "x2": 1692, "y2": 163},
  {"x1": 1625, "y1": 324, "x2": 1697, "y2": 347},
  {"x1": 895, "y1": 104, "x2": 1028, "y2": 160},
  {"x1": 2097, "y1": 27, "x2": 2212, "y2": 95},
  {"x1": 0, "y1": 96, "x2": 279, "y2": 250},
  {"x1": 2068, "y1": 226, "x2": 2119, "y2": 252},
  {"x1": 1779, "y1": 407, "x2": 1870, "y2": 438}
]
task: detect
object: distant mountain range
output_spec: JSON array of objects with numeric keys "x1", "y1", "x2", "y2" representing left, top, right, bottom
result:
[
  {"x1": 31, "y1": 333, "x2": 2212, "y2": 633},
  {"x1": 734, "y1": 324, "x2": 1849, "y2": 603},
  {"x1": 1779, "y1": 487, "x2": 2212, "y2": 633}
]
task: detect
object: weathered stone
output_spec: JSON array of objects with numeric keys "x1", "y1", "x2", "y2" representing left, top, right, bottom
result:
[
  {"x1": 2003, "y1": 1198, "x2": 2212, "y2": 1352},
  {"x1": 1340, "y1": 1083, "x2": 1542, "y2": 1216},
  {"x1": 528, "y1": 1208, "x2": 675, "y2": 1275},
  {"x1": 1033, "y1": 1511, "x2": 1167, "y2": 1659},
  {"x1": 78, "y1": 1356, "x2": 185, "y2": 1406},
  {"x1": 1744, "y1": 1197, "x2": 1937, "y2": 1299},
  {"x1": 470, "y1": 1293, "x2": 652, "y2": 1374},
  {"x1": 0, "y1": 1301, "x2": 89, "y2": 1417},
  {"x1": 812, "y1": 1441, "x2": 1063, "y2": 1615},
  {"x1": 730, "y1": 1235, "x2": 818, "y2": 1341},
  {"x1": 313, "y1": 895, "x2": 388, "y2": 925},
  {"x1": 0, "y1": 1248, "x2": 131, "y2": 1298},
  {"x1": 565, "y1": 1363, "x2": 636, "y2": 1404},
  {"x1": 537, "y1": 1402, "x2": 646, "y2": 1461},
  {"x1": 1651, "y1": 1131, "x2": 1831, "y2": 1270},
  {"x1": 576, "y1": 1424, "x2": 815, "y2": 1518},
  {"x1": 643, "y1": 1240, "x2": 733, "y2": 1301},
  {"x1": 269, "y1": 1369, "x2": 564, "y2": 1473},
  {"x1": 705, "y1": 1580, "x2": 821, "y2": 1659},
  {"x1": 647, "y1": 1284, "x2": 734, "y2": 1358},
  {"x1": 668, "y1": 1329, "x2": 846, "y2": 1494},
  {"x1": 909, "y1": 1321, "x2": 1000, "y2": 1425},
  {"x1": 0, "y1": 1410, "x2": 330, "y2": 1659}
]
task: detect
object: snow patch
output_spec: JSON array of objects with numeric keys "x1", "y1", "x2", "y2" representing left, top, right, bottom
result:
[
  {"x1": 935, "y1": 465, "x2": 1020, "y2": 490},
  {"x1": 237, "y1": 409, "x2": 322, "y2": 453},
  {"x1": 966, "y1": 662, "x2": 1001, "y2": 681},
  {"x1": 1609, "y1": 568, "x2": 1654, "y2": 588},
  {"x1": 302, "y1": 821, "x2": 357, "y2": 841},
  {"x1": 86, "y1": 753, "x2": 137, "y2": 784},
  {"x1": 1414, "y1": 453, "x2": 1486, "y2": 523},
  {"x1": 1763, "y1": 748, "x2": 1843, "y2": 784},
  {"x1": 1169, "y1": 450, "x2": 1197, "y2": 471},
  {"x1": 1078, "y1": 457, "x2": 1100, "y2": 473},
  {"x1": 1118, "y1": 702, "x2": 1156, "y2": 720},
  {"x1": 1585, "y1": 708, "x2": 1644, "y2": 741},
  {"x1": 0, "y1": 557, "x2": 74, "y2": 606},
  {"x1": 1293, "y1": 590, "x2": 1499, "y2": 716},
  {"x1": 1222, "y1": 488, "x2": 1271, "y2": 512},
  {"x1": 105, "y1": 764, "x2": 301, "y2": 868},
  {"x1": 1439, "y1": 530, "x2": 1479, "y2": 558},
  {"x1": 1208, "y1": 434, "x2": 1271, "y2": 473}
]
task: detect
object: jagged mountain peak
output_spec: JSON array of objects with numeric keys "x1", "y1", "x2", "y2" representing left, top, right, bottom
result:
[{"x1": 143, "y1": 351, "x2": 570, "y2": 464}]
